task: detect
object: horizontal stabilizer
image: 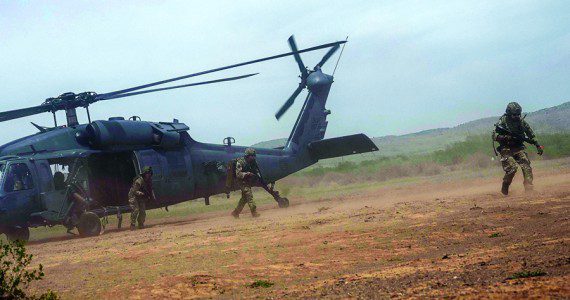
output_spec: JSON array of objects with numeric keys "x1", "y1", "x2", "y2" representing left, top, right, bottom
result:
[{"x1": 308, "y1": 134, "x2": 378, "y2": 160}]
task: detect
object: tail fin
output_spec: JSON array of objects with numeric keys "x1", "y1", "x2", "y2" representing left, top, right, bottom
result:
[{"x1": 285, "y1": 69, "x2": 333, "y2": 152}]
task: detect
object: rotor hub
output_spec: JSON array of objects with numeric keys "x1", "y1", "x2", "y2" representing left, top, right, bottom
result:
[{"x1": 306, "y1": 70, "x2": 333, "y2": 93}]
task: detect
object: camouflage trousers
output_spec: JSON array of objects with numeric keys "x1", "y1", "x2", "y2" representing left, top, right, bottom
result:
[
  {"x1": 129, "y1": 197, "x2": 146, "y2": 227},
  {"x1": 234, "y1": 185, "x2": 257, "y2": 215},
  {"x1": 500, "y1": 148, "x2": 533, "y2": 189}
]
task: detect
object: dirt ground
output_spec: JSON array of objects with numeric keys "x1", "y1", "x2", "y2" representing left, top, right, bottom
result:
[{"x1": 27, "y1": 162, "x2": 569, "y2": 299}]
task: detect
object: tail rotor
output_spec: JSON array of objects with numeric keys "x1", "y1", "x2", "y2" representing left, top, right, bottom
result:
[{"x1": 274, "y1": 35, "x2": 344, "y2": 120}]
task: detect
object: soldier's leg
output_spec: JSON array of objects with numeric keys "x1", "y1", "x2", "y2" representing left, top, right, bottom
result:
[
  {"x1": 138, "y1": 201, "x2": 146, "y2": 228},
  {"x1": 242, "y1": 186, "x2": 258, "y2": 217},
  {"x1": 233, "y1": 187, "x2": 248, "y2": 216},
  {"x1": 501, "y1": 154, "x2": 518, "y2": 195},
  {"x1": 514, "y1": 151, "x2": 533, "y2": 191},
  {"x1": 129, "y1": 198, "x2": 139, "y2": 228}
]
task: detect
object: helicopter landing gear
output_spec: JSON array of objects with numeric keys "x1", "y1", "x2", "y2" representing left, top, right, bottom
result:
[
  {"x1": 77, "y1": 212, "x2": 102, "y2": 237},
  {"x1": 4, "y1": 226, "x2": 30, "y2": 242},
  {"x1": 277, "y1": 197, "x2": 289, "y2": 208}
]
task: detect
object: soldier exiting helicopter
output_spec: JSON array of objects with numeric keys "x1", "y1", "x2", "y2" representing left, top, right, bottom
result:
[
  {"x1": 128, "y1": 166, "x2": 156, "y2": 229},
  {"x1": 493, "y1": 102, "x2": 544, "y2": 195},
  {"x1": 231, "y1": 148, "x2": 262, "y2": 218}
]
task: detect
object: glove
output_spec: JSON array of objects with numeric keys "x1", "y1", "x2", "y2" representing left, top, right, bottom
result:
[{"x1": 536, "y1": 144, "x2": 544, "y2": 156}]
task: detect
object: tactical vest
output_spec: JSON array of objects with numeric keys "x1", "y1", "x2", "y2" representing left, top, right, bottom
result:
[
  {"x1": 225, "y1": 158, "x2": 259, "y2": 189},
  {"x1": 497, "y1": 116, "x2": 526, "y2": 148}
]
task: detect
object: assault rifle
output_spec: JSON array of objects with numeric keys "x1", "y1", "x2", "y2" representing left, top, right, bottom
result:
[
  {"x1": 494, "y1": 123, "x2": 544, "y2": 155},
  {"x1": 246, "y1": 172, "x2": 290, "y2": 208},
  {"x1": 494, "y1": 124, "x2": 537, "y2": 145}
]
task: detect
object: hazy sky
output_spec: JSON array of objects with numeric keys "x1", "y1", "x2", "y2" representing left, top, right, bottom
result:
[{"x1": 1, "y1": 1, "x2": 569, "y2": 146}]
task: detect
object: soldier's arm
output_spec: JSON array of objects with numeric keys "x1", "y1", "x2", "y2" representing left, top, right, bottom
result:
[
  {"x1": 494, "y1": 132, "x2": 511, "y2": 143},
  {"x1": 133, "y1": 179, "x2": 145, "y2": 196},
  {"x1": 522, "y1": 120, "x2": 538, "y2": 145}
]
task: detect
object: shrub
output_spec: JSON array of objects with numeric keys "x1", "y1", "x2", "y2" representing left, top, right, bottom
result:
[
  {"x1": 507, "y1": 270, "x2": 547, "y2": 280},
  {"x1": 287, "y1": 133, "x2": 570, "y2": 187},
  {"x1": 249, "y1": 280, "x2": 274, "y2": 288},
  {"x1": 0, "y1": 240, "x2": 58, "y2": 299}
]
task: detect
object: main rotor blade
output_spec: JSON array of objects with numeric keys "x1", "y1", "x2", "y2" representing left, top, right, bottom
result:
[
  {"x1": 98, "y1": 39, "x2": 345, "y2": 99},
  {"x1": 0, "y1": 105, "x2": 51, "y2": 123},
  {"x1": 98, "y1": 73, "x2": 259, "y2": 101},
  {"x1": 275, "y1": 84, "x2": 304, "y2": 120},
  {"x1": 288, "y1": 35, "x2": 308, "y2": 78},
  {"x1": 315, "y1": 44, "x2": 340, "y2": 69}
]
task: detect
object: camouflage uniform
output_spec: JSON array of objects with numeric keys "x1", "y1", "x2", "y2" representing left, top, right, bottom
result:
[
  {"x1": 128, "y1": 167, "x2": 155, "y2": 228},
  {"x1": 232, "y1": 148, "x2": 261, "y2": 218},
  {"x1": 493, "y1": 102, "x2": 541, "y2": 194}
]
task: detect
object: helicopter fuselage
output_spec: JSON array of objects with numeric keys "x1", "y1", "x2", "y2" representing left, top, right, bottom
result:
[{"x1": 0, "y1": 119, "x2": 313, "y2": 228}]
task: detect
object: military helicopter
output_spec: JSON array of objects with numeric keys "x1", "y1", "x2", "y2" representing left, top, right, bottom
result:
[{"x1": 0, "y1": 36, "x2": 378, "y2": 241}]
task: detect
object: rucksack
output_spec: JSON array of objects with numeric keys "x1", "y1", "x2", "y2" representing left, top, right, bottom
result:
[{"x1": 225, "y1": 158, "x2": 238, "y2": 190}]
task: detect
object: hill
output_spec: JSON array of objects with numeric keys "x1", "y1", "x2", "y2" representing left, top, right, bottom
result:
[{"x1": 254, "y1": 101, "x2": 570, "y2": 158}]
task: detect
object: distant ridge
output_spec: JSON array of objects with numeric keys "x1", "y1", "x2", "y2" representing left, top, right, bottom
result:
[{"x1": 253, "y1": 101, "x2": 570, "y2": 156}]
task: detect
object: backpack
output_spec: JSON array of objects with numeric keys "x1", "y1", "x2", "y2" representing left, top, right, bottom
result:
[{"x1": 225, "y1": 158, "x2": 238, "y2": 190}]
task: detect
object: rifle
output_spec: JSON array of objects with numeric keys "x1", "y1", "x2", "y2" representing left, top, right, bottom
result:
[
  {"x1": 494, "y1": 123, "x2": 544, "y2": 155},
  {"x1": 494, "y1": 124, "x2": 537, "y2": 145},
  {"x1": 246, "y1": 170, "x2": 289, "y2": 208},
  {"x1": 140, "y1": 177, "x2": 162, "y2": 208}
]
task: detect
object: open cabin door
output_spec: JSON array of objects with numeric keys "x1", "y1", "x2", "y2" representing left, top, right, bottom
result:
[{"x1": 133, "y1": 150, "x2": 163, "y2": 207}]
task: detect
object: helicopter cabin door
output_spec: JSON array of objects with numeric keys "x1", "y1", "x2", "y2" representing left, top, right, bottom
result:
[{"x1": 133, "y1": 150, "x2": 163, "y2": 208}]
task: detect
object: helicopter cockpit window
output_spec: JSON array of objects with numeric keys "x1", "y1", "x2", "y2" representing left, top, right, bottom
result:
[{"x1": 3, "y1": 163, "x2": 34, "y2": 192}]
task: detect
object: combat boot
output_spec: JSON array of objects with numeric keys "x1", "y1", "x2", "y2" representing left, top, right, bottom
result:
[
  {"x1": 231, "y1": 210, "x2": 240, "y2": 219},
  {"x1": 524, "y1": 183, "x2": 534, "y2": 193},
  {"x1": 501, "y1": 182, "x2": 509, "y2": 195},
  {"x1": 251, "y1": 211, "x2": 260, "y2": 218},
  {"x1": 130, "y1": 224, "x2": 136, "y2": 230}
]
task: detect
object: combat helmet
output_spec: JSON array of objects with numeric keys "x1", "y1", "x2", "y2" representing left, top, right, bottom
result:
[
  {"x1": 505, "y1": 102, "x2": 522, "y2": 116},
  {"x1": 244, "y1": 148, "x2": 256, "y2": 157}
]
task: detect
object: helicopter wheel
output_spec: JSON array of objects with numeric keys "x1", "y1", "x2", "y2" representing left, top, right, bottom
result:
[
  {"x1": 77, "y1": 212, "x2": 102, "y2": 237},
  {"x1": 4, "y1": 226, "x2": 30, "y2": 242},
  {"x1": 277, "y1": 197, "x2": 289, "y2": 208}
]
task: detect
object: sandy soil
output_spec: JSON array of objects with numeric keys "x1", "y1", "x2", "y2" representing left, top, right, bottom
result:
[{"x1": 27, "y1": 165, "x2": 569, "y2": 299}]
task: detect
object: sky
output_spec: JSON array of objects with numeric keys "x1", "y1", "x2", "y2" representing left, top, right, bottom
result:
[{"x1": 0, "y1": 1, "x2": 569, "y2": 146}]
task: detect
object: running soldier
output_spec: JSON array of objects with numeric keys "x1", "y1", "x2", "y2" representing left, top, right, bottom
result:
[
  {"x1": 493, "y1": 102, "x2": 544, "y2": 195},
  {"x1": 231, "y1": 148, "x2": 261, "y2": 218}
]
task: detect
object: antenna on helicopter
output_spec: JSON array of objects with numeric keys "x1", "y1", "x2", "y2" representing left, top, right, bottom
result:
[{"x1": 0, "y1": 36, "x2": 346, "y2": 127}]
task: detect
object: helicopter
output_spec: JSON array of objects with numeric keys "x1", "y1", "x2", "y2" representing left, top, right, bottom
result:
[{"x1": 0, "y1": 35, "x2": 378, "y2": 241}]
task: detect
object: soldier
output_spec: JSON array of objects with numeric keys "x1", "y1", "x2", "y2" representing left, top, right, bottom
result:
[
  {"x1": 128, "y1": 166, "x2": 155, "y2": 229},
  {"x1": 231, "y1": 148, "x2": 261, "y2": 218},
  {"x1": 493, "y1": 102, "x2": 543, "y2": 195}
]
